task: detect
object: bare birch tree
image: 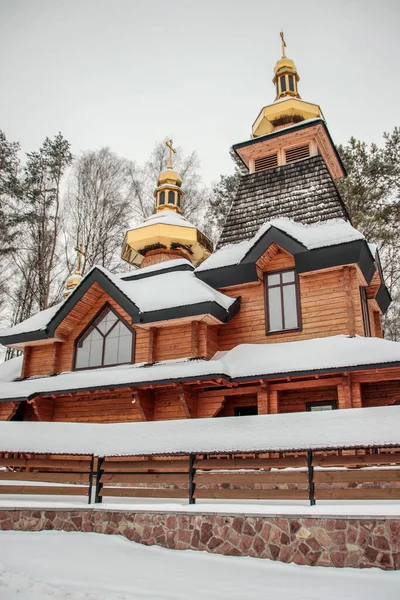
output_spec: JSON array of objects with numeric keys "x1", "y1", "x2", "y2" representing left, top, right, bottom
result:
[{"x1": 64, "y1": 148, "x2": 133, "y2": 274}]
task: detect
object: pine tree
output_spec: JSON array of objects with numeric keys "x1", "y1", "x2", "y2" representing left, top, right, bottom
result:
[{"x1": 337, "y1": 129, "x2": 400, "y2": 339}]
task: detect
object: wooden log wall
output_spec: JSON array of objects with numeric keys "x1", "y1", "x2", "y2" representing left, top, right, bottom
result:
[
  {"x1": 0, "y1": 402, "x2": 18, "y2": 421},
  {"x1": 3, "y1": 372, "x2": 400, "y2": 423},
  {"x1": 21, "y1": 285, "x2": 221, "y2": 379},
  {"x1": 361, "y1": 381, "x2": 400, "y2": 408},
  {"x1": 279, "y1": 388, "x2": 337, "y2": 413},
  {"x1": 218, "y1": 252, "x2": 366, "y2": 349},
  {"x1": 218, "y1": 394, "x2": 258, "y2": 417}
]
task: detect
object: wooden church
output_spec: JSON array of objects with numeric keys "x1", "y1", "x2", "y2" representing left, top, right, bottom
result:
[{"x1": 0, "y1": 36, "x2": 399, "y2": 424}]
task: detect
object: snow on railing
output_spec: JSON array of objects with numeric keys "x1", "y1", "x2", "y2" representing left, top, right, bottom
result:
[{"x1": 1, "y1": 448, "x2": 400, "y2": 506}]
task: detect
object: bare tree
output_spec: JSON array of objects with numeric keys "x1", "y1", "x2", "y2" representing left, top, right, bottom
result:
[
  {"x1": 64, "y1": 148, "x2": 134, "y2": 274},
  {"x1": 126, "y1": 138, "x2": 209, "y2": 226}
]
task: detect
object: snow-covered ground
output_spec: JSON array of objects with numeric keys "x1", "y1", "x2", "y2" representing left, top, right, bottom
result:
[
  {"x1": 0, "y1": 531, "x2": 399, "y2": 600},
  {"x1": 0, "y1": 495, "x2": 400, "y2": 517}
]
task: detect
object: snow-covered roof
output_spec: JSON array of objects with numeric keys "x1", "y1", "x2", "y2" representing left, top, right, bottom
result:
[
  {"x1": 198, "y1": 218, "x2": 365, "y2": 272},
  {"x1": 0, "y1": 405, "x2": 399, "y2": 456},
  {"x1": 97, "y1": 267, "x2": 235, "y2": 312},
  {"x1": 119, "y1": 259, "x2": 193, "y2": 280},
  {"x1": 2, "y1": 335, "x2": 400, "y2": 401},
  {"x1": 0, "y1": 355, "x2": 23, "y2": 382},
  {"x1": 127, "y1": 211, "x2": 198, "y2": 231},
  {"x1": 0, "y1": 266, "x2": 236, "y2": 342},
  {"x1": 0, "y1": 303, "x2": 64, "y2": 338}
]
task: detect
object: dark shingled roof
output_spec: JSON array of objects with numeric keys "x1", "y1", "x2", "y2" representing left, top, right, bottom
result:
[{"x1": 217, "y1": 155, "x2": 350, "y2": 248}]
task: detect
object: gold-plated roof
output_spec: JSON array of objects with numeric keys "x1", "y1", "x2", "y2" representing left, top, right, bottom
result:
[
  {"x1": 274, "y1": 56, "x2": 296, "y2": 74},
  {"x1": 158, "y1": 168, "x2": 182, "y2": 186}
]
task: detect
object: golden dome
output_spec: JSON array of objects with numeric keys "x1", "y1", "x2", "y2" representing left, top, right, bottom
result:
[
  {"x1": 158, "y1": 168, "x2": 182, "y2": 187},
  {"x1": 274, "y1": 56, "x2": 297, "y2": 74},
  {"x1": 63, "y1": 272, "x2": 83, "y2": 298}
]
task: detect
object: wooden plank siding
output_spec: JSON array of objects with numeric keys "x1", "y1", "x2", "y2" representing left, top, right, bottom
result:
[
  {"x1": 0, "y1": 401, "x2": 18, "y2": 421},
  {"x1": 361, "y1": 381, "x2": 400, "y2": 408},
  {"x1": 2, "y1": 242, "x2": 394, "y2": 424},
  {"x1": 218, "y1": 261, "x2": 365, "y2": 350}
]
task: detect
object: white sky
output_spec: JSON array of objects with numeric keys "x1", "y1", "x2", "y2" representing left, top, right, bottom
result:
[{"x1": 1, "y1": 0, "x2": 399, "y2": 185}]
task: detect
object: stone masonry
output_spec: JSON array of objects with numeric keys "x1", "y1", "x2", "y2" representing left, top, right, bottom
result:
[{"x1": 0, "y1": 508, "x2": 399, "y2": 570}]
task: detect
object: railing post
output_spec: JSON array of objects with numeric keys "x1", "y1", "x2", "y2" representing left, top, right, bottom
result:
[
  {"x1": 94, "y1": 456, "x2": 104, "y2": 504},
  {"x1": 307, "y1": 449, "x2": 315, "y2": 506},
  {"x1": 188, "y1": 454, "x2": 196, "y2": 505},
  {"x1": 88, "y1": 454, "x2": 95, "y2": 504}
]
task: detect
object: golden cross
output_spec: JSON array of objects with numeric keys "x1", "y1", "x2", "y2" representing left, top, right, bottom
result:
[
  {"x1": 166, "y1": 138, "x2": 176, "y2": 169},
  {"x1": 74, "y1": 243, "x2": 86, "y2": 274},
  {"x1": 280, "y1": 31, "x2": 286, "y2": 58}
]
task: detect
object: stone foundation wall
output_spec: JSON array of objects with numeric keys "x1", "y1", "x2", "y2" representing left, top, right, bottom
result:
[{"x1": 0, "y1": 508, "x2": 398, "y2": 570}]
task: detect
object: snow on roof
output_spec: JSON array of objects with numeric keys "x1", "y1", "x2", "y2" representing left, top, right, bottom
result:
[
  {"x1": 0, "y1": 303, "x2": 63, "y2": 338},
  {"x1": 0, "y1": 355, "x2": 23, "y2": 382},
  {"x1": 119, "y1": 259, "x2": 193, "y2": 280},
  {"x1": 128, "y1": 210, "x2": 198, "y2": 231},
  {"x1": 0, "y1": 405, "x2": 399, "y2": 456},
  {"x1": 98, "y1": 266, "x2": 235, "y2": 312},
  {"x1": 197, "y1": 218, "x2": 364, "y2": 272},
  {"x1": 1, "y1": 335, "x2": 400, "y2": 401},
  {"x1": 0, "y1": 267, "x2": 235, "y2": 341}
]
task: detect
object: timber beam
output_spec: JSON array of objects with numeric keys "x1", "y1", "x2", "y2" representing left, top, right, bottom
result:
[
  {"x1": 132, "y1": 390, "x2": 154, "y2": 421},
  {"x1": 176, "y1": 385, "x2": 197, "y2": 418}
]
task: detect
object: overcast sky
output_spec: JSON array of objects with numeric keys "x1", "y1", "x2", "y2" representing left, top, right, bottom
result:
[{"x1": 1, "y1": 0, "x2": 399, "y2": 185}]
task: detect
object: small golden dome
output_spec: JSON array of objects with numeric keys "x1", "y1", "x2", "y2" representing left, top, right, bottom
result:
[
  {"x1": 158, "y1": 168, "x2": 182, "y2": 187},
  {"x1": 66, "y1": 273, "x2": 83, "y2": 290},
  {"x1": 274, "y1": 56, "x2": 296, "y2": 74},
  {"x1": 63, "y1": 273, "x2": 83, "y2": 298}
]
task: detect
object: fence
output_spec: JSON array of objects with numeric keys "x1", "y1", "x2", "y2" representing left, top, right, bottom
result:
[{"x1": 1, "y1": 448, "x2": 400, "y2": 505}]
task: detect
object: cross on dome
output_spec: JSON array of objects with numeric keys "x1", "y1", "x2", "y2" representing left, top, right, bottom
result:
[{"x1": 166, "y1": 138, "x2": 176, "y2": 169}]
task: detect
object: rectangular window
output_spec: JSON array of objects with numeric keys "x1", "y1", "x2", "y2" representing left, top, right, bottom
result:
[
  {"x1": 280, "y1": 75, "x2": 287, "y2": 92},
  {"x1": 264, "y1": 269, "x2": 301, "y2": 333},
  {"x1": 306, "y1": 401, "x2": 337, "y2": 412},
  {"x1": 360, "y1": 287, "x2": 371, "y2": 337},
  {"x1": 288, "y1": 75, "x2": 295, "y2": 91}
]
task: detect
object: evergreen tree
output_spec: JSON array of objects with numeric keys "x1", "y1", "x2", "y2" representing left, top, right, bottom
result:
[
  {"x1": 337, "y1": 129, "x2": 400, "y2": 339},
  {"x1": 204, "y1": 148, "x2": 243, "y2": 243}
]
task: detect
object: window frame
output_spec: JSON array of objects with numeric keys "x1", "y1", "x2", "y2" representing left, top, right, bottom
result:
[
  {"x1": 73, "y1": 303, "x2": 136, "y2": 371},
  {"x1": 306, "y1": 400, "x2": 337, "y2": 412},
  {"x1": 360, "y1": 286, "x2": 371, "y2": 337},
  {"x1": 264, "y1": 268, "x2": 302, "y2": 335}
]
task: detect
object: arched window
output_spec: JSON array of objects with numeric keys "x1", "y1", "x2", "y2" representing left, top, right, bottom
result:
[
  {"x1": 74, "y1": 306, "x2": 134, "y2": 370},
  {"x1": 159, "y1": 191, "x2": 165, "y2": 205},
  {"x1": 280, "y1": 75, "x2": 287, "y2": 93},
  {"x1": 168, "y1": 190, "x2": 175, "y2": 205}
]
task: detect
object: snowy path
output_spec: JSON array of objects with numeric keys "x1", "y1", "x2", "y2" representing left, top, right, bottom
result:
[{"x1": 0, "y1": 531, "x2": 399, "y2": 600}]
